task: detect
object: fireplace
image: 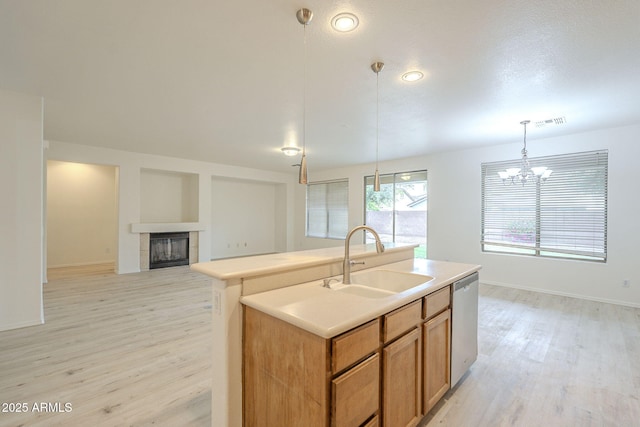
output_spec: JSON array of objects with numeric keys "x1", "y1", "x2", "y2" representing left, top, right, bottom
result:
[{"x1": 149, "y1": 232, "x2": 189, "y2": 269}]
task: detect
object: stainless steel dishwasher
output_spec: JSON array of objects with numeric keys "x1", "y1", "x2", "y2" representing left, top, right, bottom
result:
[{"x1": 451, "y1": 272, "x2": 479, "y2": 386}]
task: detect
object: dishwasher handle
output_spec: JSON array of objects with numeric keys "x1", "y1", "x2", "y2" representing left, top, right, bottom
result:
[{"x1": 453, "y1": 272, "x2": 478, "y2": 292}]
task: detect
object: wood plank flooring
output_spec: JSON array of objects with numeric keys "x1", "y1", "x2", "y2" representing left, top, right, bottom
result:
[
  {"x1": 422, "y1": 284, "x2": 640, "y2": 427},
  {"x1": 46, "y1": 262, "x2": 116, "y2": 281},
  {"x1": 2, "y1": 267, "x2": 639, "y2": 426},
  {"x1": 0, "y1": 266, "x2": 211, "y2": 426}
]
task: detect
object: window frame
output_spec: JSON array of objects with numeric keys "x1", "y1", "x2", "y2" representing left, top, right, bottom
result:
[{"x1": 481, "y1": 150, "x2": 608, "y2": 262}]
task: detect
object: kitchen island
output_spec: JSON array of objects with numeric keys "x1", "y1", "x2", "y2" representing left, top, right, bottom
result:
[{"x1": 191, "y1": 244, "x2": 480, "y2": 427}]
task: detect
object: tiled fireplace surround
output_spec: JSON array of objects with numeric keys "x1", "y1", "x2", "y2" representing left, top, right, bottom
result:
[{"x1": 139, "y1": 231, "x2": 199, "y2": 271}]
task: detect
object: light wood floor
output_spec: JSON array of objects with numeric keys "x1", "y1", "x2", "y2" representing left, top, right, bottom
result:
[
  {"x1": 0, "y1": 265, "x2": 211, "y2": 426},
  {"x1": 46, "y1": 262, "x2": 116, "y2": 281},
  {"x1": 1, "y1": 268, "x2": 639, "y2": 426},
  {"x1": 423, "y1": 285, "x2": 640, "y2": 427}
]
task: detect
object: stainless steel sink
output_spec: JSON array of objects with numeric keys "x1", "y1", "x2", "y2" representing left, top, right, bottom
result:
[{"x1": 349, "y1": 269, "x2": 433, "y2": 293}]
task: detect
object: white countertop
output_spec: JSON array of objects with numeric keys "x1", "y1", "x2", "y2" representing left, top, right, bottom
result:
[
  {"x1": 191, "y1": 243, "x2": 414, "y2": 281},
  {"x1": 240, "y1": 258, "x2": 481, "y2": 338}
]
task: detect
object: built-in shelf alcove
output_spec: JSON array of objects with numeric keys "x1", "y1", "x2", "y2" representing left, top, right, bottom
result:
[{"x1": 140, "y1": 168, "x2": 199, "y2": 223}]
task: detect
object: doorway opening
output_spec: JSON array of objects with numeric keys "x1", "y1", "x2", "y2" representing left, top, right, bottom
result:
[{"x1": 46, "y1": 160, "x2": 118, "y2": 280}]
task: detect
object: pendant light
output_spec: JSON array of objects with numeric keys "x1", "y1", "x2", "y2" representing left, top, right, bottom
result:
[
  {"x1": 296, "y1": 8, "x2": 313, "y2": 184},
  {"x1": 371, "y1": 61, "x2": 384, "y2": 191}
]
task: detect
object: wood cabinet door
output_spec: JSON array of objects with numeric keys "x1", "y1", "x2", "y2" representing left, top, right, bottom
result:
[
  {"x1": 332, "y1": 353, "x2": 380, "y2": 427},
  {"x1": 362, "y1": 415, "x2": 379, "y2": 427},
  {"x1": 382, "y1": 328, "x2": 421, "y2": 427},
  {"x1": 423, "y1": 308, "x2": 451, "y2": 414}
]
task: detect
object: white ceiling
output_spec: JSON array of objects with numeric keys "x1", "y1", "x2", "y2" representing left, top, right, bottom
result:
[{"x1": 1, "y1": 0, "x2": 639, "y2": 174}]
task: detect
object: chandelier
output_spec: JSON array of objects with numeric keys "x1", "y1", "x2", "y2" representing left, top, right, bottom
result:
[{"x1": 499, "y1": 120, "x2": 552, "y2": 185}]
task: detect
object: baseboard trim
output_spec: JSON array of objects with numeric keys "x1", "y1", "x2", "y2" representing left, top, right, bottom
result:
[
  {"x1": 481, "y1": 280, "x2": 640, "y2": 309},
  {"x1": 0, "y1": 318, "x2": 43, "y2": 332},
  {"x1": 48, "y1": 260, "x2": 115, "y2": 269}
]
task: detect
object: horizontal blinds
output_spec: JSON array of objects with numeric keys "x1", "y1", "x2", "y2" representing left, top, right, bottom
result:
[
  {"x1": 306, "y1": 182, "x2": 328, "y2": 238},
  {"x1": 306, "y1": 179, "x2": 348, "y2": 238},
  {"x1": 481, "y1": 150, "x2": 608, "y2": 260},
  {"x1": 326, "y1": 180, "x2": 348, "y2": 238}
]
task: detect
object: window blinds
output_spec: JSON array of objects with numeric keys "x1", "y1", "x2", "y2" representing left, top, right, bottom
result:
[
  {"x1": 481, "y1": 150, "x2": 608, "y2": 261},
  {"x1": 306, "y1": 179, "x2": 348, "y2": 239}
]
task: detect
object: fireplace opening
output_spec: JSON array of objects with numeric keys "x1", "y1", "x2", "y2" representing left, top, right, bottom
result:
[{"x1": 149, "y1": 232, "x2": 189, "y2": 269}]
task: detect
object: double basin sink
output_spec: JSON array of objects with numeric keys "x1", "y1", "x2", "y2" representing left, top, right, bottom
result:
[{"x1": 327, "y1": 269, "x2": 434, "y2": 299}]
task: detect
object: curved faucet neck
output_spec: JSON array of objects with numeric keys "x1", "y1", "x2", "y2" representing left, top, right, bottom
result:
[{"x1": 343, "y1": 225, "x2": 385, "y2": 284}]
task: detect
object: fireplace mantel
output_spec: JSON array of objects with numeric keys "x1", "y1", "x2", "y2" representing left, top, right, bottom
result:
[{"x1": 131, "y1": 222, "x2": 206, "y2": 233}]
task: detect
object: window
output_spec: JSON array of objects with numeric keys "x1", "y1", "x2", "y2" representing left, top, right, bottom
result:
[
  {"x1": 481, "y1": 150, "x2": 608, "y2": 262},
  {"x1": 364, "y1": 171, "x2": 427, "y2": 258},
  {"x1": 306, "y1": 179, "x2": 348, "y2": 239}
]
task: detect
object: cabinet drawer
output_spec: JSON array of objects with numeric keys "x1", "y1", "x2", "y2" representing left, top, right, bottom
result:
[
  {"x1": 332, "y1": 318, "x2": 380, "y2": 373},
  {"x1": 424, "y1": 286, "x2": 450, "y2": 319},
  {"x1": 332, "y1": 353, "x2": 380, "y2": 427},
  {"x1": 383, "y1": 300, "x2": 421, "y2": 343}
]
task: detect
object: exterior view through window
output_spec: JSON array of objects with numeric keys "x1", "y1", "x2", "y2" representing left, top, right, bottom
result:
[
  {"x1": 364, "y1": 171, "x2": 427, "y2": 258},
  {"x1": 481, "y1": 150, "x2": 608, "y2": 262}
]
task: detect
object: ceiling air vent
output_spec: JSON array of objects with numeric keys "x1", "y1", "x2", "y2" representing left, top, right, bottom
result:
[{"x1": 535, "y1": 116, "x2": 567, "y2": 128}]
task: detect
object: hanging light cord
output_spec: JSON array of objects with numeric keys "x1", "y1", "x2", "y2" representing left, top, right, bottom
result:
[
  {"x1": 375, "y1": 69, "x2": 379, "y2": 170},
  {"x1": 521, "y1": 121, "x2": 529, "y2": 175},
  {"x1": 302, "y1": 22, "x2": 307, "y2": 157},
  {"x1": 371, "y1": 61, "x2": 383, "y2": 192},
  {"x1": 295, "y1": 8, "x2": 311, "y2": 185},
  {"x1": 522, "y1": 121, "x2": 528, "y2": 154}
]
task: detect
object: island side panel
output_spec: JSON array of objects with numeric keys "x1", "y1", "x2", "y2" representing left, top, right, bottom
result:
[
  {"x1": 210, "y1": 278, "x2": 243, "y2": 427},
  {"x1": 244, "y1": 306, "x2": 331, "y2": 427}
]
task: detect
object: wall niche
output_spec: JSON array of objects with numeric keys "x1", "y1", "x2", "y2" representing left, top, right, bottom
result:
[{"x1": 140, "y1": 169, "x2": 199, "y2": 223}]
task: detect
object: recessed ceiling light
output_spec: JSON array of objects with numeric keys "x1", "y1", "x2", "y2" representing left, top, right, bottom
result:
[
  {"x1": 281, "y1": 146, "x2": 301, "y2": 156},
  {"x1": 331, "y1": 13, "x2": 359, "y2": 32},
  {"x1": 401, "y1": 71, "x2": 424, "y2": 82}
]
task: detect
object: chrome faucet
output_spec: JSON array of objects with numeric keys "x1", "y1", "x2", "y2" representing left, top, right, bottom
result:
[{"x1": 343, "y1": 225, "x2": 385, "y2": 284}]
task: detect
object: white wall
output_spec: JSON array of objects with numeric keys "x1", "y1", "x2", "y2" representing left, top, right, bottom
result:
[
  {"x1": 47, "y1": 160, "x2": 117, "y2": 267},
  {"x1": 47, "y1": 141, "x2": 296, "y2": 273},
  {"x1": 210, "y1": 178, "x2": 278, "y2": 259},
  {"x1": 295, "y1": 124, "x2": 640, "y2": 307},
  {"x1": 0, "y1": 89, "x2": 43, "y2": 331},
  {"x1": 140, "y1": 169, "x2": 198, "y2": 223}
]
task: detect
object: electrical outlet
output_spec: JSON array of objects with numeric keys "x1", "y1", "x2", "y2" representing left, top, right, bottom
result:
[
  {"x1": 213, "y1": 290, "x2": 221, "y2": 315},
  {"x1": 623, "y1": 279, "x2": 630, "y2": 288}
]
